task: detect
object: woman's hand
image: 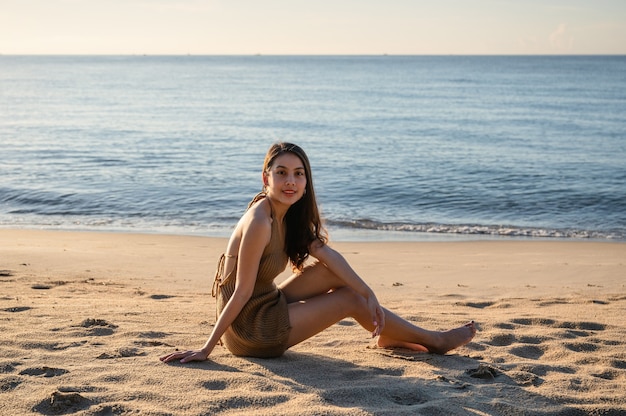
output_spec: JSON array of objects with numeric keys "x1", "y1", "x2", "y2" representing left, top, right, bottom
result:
[
  {"x1": 160, "y1": 348, "x2": 210, "y2": 364},
  {"x1": 367, "y1": 294, "x2": 385, "y2": 337}
]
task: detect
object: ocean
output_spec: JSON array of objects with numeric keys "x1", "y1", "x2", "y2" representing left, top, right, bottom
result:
[{"x1": 1, "y1": 55, "x2": 625, "y2": 241}]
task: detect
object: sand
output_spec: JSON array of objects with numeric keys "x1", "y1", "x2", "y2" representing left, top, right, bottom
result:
[{"x1": 1, "y1": 229, "x2": 625, "y2": 415}]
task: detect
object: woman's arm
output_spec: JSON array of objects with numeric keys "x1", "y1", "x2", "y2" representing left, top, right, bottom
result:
[
  {"x1": 160, "y1": 209, "x2": 271, "y2": 363},
  {"x1": 309, "y1": 241, "x2": 385, "y2": 336}
]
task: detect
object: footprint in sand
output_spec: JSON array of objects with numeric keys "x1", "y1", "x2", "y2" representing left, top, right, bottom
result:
[
  {"x1": 0, "y1": 376, "x2": 22, "y2": 392},
  {"x1": 31, "y1": 284, "x2": 53, "y2": 290},
  {"x1": 510, "y1": 345, "x2": 546, "y2": 360},
  {"x1": 1, "y1": 306, "x2": 31, "y2": 313},
  {"x1": 134, "y1": 331, "x2": 170, "y2": 339},
  {"x1": 559, "y1": 321, "x2": 606, "y2": 331},
  {"x1": 510, "y1": 318, "x2": 606, "y2": 332},
  {"x1": 511, "y1": 317, "x2": 556, "y2": 327},
  {"x1": 150, "y1": 294, "x2": 176, "y2": 300},
  {"x1": 0, "y1": 363, "x2": 19, "y2": 373},
  {"x1": 202, "y1": 380, "x2": 227, "y2": 390},
  {"x1": 591, "y1": 370, "x2": 623, "y2": 380},
  {"x1": 526, "y1": 363, "x2": 576, "y2": 376},
  {"x1": 466, "y1": 364, "x2": 501, "y2": 380},
  {"x1": 486, "y1": 333, "x2": 516, "y2": 346},
  {"x1": 19, "y1": 367, "x2": 69, "y2": 377},
  {"x1": 33, "y1": 391, "x2": 92, "y2": 414},
  {"x1": 96, "y1": 347, "x2": 146, "y2": 359},
  {"x1": 517, "y1": 336, "x2": 543, "y2": 345},
  {"x1": 72, "y1": 318, "x2": 118, "y2": 336},
  {"x1": 31, "y1": 280, "x2": 68, "y2": 290},
  {"x1": 564, "y1": 329, "x2": 592, "y2": 338},
  {"x1": 119, "y1": 331, "x2": 174, "y2": 347},
  {"x1": 78, "y1": 318, "x2": 117, "y2": 328},
  {"x1": 493, "y1": 322, "x2": 516, "y2": 330},
  {"x1": 456, "y1": 301, "x2": 495, "y2": 309},
  {"x1": 564, "y1": 342, "x2": 600, "y2": 353},
  {"x1": 510, "y1": 370, "x2": 543, "y2": 387},
  {"x1": 57, "y1": 385, "x2": 102, "y2": 393}
]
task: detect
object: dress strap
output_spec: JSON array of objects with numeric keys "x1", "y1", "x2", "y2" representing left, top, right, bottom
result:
[
  {"x1": 212, "y1": 253, "x2": 234, "y2": 347},
  {"x1": 212, "y1": 254, "x2": 226, "y2": 298},
  {"x1": 212, "y1": 253, "x2": 237, "y2": 298}
]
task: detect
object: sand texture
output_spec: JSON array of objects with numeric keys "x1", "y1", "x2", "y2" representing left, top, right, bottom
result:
[{"x1": 1, "y1": 230, "x2": 625, "y2": 415}]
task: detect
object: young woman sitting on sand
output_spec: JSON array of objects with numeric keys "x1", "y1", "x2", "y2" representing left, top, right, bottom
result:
[{"x1": 160, "y1": 142, "x2": 476, "y2": 363}]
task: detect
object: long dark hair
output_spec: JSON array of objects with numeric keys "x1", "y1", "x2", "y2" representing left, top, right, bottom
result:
[{"x1": 248, "y1": 142, "x2": 327, "y2": 271}]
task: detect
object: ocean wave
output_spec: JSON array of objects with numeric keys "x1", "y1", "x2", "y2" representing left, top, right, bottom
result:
[{"x1": 326, "y1": 219, "x2": 625, "y2": 241}]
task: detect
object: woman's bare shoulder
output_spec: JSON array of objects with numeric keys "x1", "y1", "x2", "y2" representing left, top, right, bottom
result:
[
  {"x1": 247, "y1": 198, "x2": 273, "y2": 224},
  {"x1": 240, "y1": 199, "x2": 273, "y2": 240},
  {"x1": 226, "y1": 199, "x2": 273, "y2": 255}
]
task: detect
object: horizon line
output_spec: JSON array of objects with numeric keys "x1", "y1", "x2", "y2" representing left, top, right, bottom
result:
[{"x1": 2, "y1": 53, "x2": 625, "y2": 57}]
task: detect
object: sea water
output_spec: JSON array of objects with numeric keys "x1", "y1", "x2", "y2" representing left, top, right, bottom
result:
[{"x1": 1, "y1": 55, "x2": 625, "y2": 241}]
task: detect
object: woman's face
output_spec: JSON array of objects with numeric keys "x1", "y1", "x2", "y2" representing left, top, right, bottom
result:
[{"x1": 264, "y1": 152, "x2": 307, "y2": 206}]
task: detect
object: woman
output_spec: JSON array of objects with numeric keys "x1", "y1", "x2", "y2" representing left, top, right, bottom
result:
[{"x1": 160, "y1": 142, "x2": 475, "y2": 363}]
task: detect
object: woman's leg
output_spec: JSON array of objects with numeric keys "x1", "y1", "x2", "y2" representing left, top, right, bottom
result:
[
  {"x1": 278, "y1": 261, "x2": 345, "y2": 302},
  {"x1": 280, "y1": 262, "x2": 476, "y2": 353},
  {"x1": 284, "y1": 286, "x2": 367, "y2": 348},
  {"x1": 279, "y1": 261, "x2": 359, "y2": 348}
]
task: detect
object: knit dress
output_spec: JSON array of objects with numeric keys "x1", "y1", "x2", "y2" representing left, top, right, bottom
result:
[{"x1": 212, "y1": 211, "x2": 292, "y2": 358}]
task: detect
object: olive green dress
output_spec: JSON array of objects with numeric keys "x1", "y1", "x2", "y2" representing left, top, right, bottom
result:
[{"x1": 212, "y1": 209, "x2": 291, "y2": 358}]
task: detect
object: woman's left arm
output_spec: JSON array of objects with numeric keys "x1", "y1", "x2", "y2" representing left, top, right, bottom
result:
[{"x1": 310, "y1": 242, "x2": 385, "y2": 336}]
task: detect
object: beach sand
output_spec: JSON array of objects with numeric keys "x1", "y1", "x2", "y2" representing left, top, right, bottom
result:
[{"x1": 1, "y1": 229, "x2": 625, "y2": 415}]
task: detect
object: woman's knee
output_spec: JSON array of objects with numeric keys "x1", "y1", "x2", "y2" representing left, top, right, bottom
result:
[
  {"x1": 302, "y1": 261, "x2": 345, "y2": 289},
  {"x1": 334, "y1": 286, "x2": 368, "y2": 316},
  {"x1": 280, "y1": 262, "x2": 344, "y2": 302},
  {"x1": 305, "y1": 261, "x2": 339, "y2": 279}
]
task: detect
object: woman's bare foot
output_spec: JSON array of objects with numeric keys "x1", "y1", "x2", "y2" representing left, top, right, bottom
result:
[
  {"x1": 376, "y1": 321, "x2": 476, "y2": 354},
  {"x1": 427, "y1": 321, "x2": 476, "y2": 354},
  {"x1": 377, "y1": 336, "x2": 429, "y2": 352}
]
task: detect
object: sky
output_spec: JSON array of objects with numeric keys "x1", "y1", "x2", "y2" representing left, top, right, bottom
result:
[{"x1": 1, "y1": 0, "x2": 625, "y2": 55}]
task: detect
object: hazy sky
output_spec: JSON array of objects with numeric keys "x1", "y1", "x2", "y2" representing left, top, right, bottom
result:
[{"x1": 2, "y1": 0, "x2": 625, "y2": 54}]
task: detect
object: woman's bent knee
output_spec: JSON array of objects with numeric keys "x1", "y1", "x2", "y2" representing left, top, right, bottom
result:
[{"x1": 334, "y1": 287, "x2": 367, "y2": 316}]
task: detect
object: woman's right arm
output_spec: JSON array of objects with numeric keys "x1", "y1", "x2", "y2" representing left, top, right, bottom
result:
[{"x1": 160, "y1": 210, "x2": 271, "y2": 363}]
